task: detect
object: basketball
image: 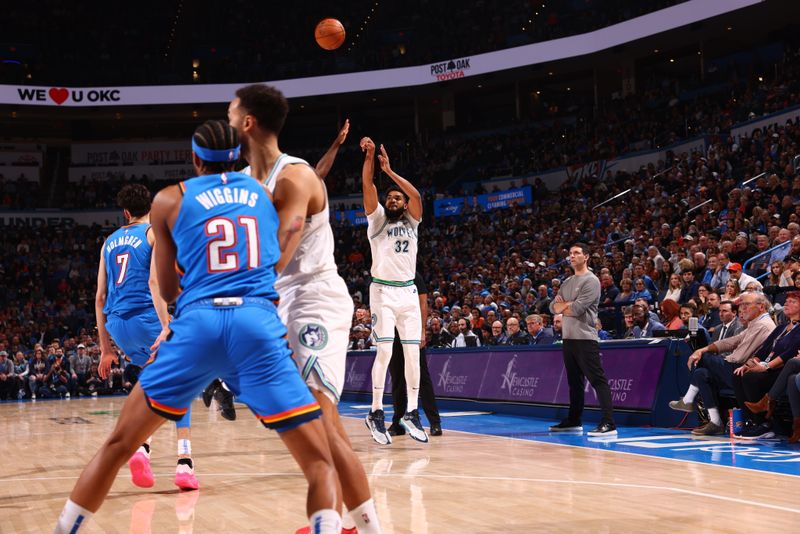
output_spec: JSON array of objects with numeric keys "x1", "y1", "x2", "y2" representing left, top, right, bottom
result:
[{"x1": 315, "y1": 18, "x2": 346, "y2": 50}]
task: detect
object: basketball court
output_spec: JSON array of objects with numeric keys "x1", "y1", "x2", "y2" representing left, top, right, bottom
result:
[{"x1": 1, "y1": 396, "x2": 797, "y2": 532}]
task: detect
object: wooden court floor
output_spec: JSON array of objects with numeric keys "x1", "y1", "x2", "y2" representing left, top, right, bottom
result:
[{"x1": 0, "y1": 397, "x2": 797, "y2": 533}]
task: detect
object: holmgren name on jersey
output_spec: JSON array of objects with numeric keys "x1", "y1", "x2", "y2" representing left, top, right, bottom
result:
[{"x1": 105, "y1": 234, "x2": 143, "y2": 254}]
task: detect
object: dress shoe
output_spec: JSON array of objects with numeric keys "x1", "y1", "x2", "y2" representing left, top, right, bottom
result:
[
  {"x1": 744, "y1": 393, "x2": 776, "y2": 419},
  {"x1": 429, "y1": 423, "x2": 443, "y2": 436}
]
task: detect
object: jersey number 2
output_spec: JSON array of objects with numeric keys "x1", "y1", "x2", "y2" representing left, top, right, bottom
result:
[{"x1": 206, "y1": 217, "x2": 260, "y2": 272}]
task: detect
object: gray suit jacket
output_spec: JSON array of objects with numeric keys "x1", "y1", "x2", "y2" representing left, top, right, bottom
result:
[{"x1": 711, "y1": 318, "x2": 743, "y2": 343}]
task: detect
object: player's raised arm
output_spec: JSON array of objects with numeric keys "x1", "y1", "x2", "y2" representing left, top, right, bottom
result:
[
  {"x1": 272, "y1": 165, "x2": 313, "y2": 272},
  {"x1": 377, "y1": 144, "x2": 422, "y2": 221},
  {"x1": 149, "y1": 185, "x2": 182, "y2": 304},
  {"x1": 315, "y1": 119, "x2": 349, "y2": 180},
  {"x1": 360, "y1": 136, "x2": 379, "y2": 215}
]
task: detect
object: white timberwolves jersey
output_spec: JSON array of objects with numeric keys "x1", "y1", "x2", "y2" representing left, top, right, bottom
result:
[
  {"x1": 243, "y1": 154, "x2": 339, "y2": 289},
  {"x1": 366, "y1": 204, "x2": 420, "y2": 282}
]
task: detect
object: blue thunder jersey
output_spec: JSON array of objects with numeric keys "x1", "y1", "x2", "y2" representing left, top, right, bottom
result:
[
  {"x1": 102, "y1": 222, "x2": 155, "y2": 318},
  {"x1": 172, "y1": 172, "x2": 281, "y2": 313}
]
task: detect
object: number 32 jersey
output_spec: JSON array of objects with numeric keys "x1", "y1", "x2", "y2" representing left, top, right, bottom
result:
[
  {"x1": 366, "y1": 204, "x2": 420, "y2": 282},
  {"x1": 172, "y1": 172, "x2": 281, "y2": 313}
]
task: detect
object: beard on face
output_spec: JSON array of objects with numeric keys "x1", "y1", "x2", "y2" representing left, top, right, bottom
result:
[{"x1": 385, "y1": 205, "x2": 405, "y2": 220}]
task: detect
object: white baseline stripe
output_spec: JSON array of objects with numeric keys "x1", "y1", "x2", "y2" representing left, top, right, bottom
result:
[{"x1": 6, "y1": 471, "x2": 797, "y2": 515}]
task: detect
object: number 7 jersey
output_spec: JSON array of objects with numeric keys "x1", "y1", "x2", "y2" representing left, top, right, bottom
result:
[
  {"x1": 172, "y1": 172, "x2": 281, "y2": 313},
  {"x1": 366, "y1": 204, "x2": 420, "y2": 283},
  {"x1": 102, "y1": 222, "x2": 155, "y2": 318}
]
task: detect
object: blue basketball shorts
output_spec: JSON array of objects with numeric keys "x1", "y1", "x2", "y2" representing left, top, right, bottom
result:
[
  {"x1": 138, "y1": 299, "x2": 321, "y2": 432},
  {"x1": 106, "y1": 310, "x2": 162, "y2": 367}
]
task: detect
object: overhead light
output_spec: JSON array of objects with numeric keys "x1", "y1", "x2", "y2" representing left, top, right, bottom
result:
[
  {"x1": 758, "y1": 76, "x2": 763, "y2": 82},
  {"x1": 548, "y1": 71, "x2": 554, "y2": 76},
  {"x1": 654, "y1": 49, "x2": 659, "y2": 53},
  {"x1": 669, "y1": 58, "x2": 675, "y2": 63}
]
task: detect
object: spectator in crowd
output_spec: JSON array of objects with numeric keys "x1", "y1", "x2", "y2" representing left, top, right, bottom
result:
[
  {"x1": 12, "y1": 351, "x2": 28, "y2": 399},
  {"x1": 486, "y1": 321, "x2": 507, "y2": 346},
  {"x1": 660, "y1": 299, "x2": 683, "y2": 330},
  {"x1": 532, "y1": 285, "x2": 552, "y2": 315},
  {"x1": 525, "y1": 314, "x2": 555, "y2": 345},
  {"x1": 451, "y1": 318, "x2": 481, "y2": 348},
  {"x1": 670, "y1": 292, "x2": 775, "y2": 435},
  {"x1": 728, "y1": 263, "x2": 763, "y2": 292},
  {"x1": 620, "y1": 306, "x2": 636, "y2": 339},
  {"x1": 678, "y1": 268, "x2": 699, "y2": 304},
  {"x1": 787, "y1": 374, "x2": 800, "y2": 443},
  {"x1": 697, "y1": 254, "x2": 718, "y2": 286},
  {"x1": 502, "y1": 317, "x2": 529, "y2": 345},
  {"x1": 701, "y1": 291, "x2": 723, "y2": 332},
  {"x1": 723, "y1": 279, "x2": 742, "y2": 302},
  {"x1": 711, "y1": 253, "x2": 732, "y2": 291},
  {"x1": 0, "y1": 351, "x2": 15, "y2": 400},
  {"x1": 599, "y1": 274, "x2": 619, "y2": 306},
  {"x1": 733, "y1": 292, "x2": 800, "y2": 438},
  {"x1": 662, "y1": 273, "x2": 683, "y2": 303},
  {"x1": 70, "y1": 344, "x2": 93, "y2": 395},
  {"x1": 768, "y1": 227, "x2": 792, "y2": 266},
  {"x1": 349, "y1": 325, "x2": 372, "y2": 351},
  {"x1": 442, "y1": 320, "x2": 459, "y2": 347},
  {"x1": 28, "y1": 346, "x2": 49, "y2": 399},
  {"x1": 631, "y1": 304, "x2": 665, "y2": 338},
  {"x1": 552, "y1": 314, "x2": 563, "y2": 343},
  {"x1": 614, "y1": 278, "x2": 634, "y2": 304},
  {"x1": 44, "y1": 359, "x2": 70, "y2": 399},
  {"x1": 595, "y1": 319, "x2": 611, "y2": 341},
  {"x1": 426, "y1": 318, "x2": 447, "y2": 348},
  {"x1": 632, "y1": 278, "x2": 653, "y2": 304}
]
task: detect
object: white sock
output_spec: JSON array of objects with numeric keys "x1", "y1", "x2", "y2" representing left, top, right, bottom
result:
[
  {"x1": 402, "y1": 344, "x2": 421, "y2": 412},
  {"x1": 371, "y1": 344, "x2": 392, "y2": 411},
  {"x1": 308, "y1": 509, "x2": 341, "y2": 534},
  {"x1": 708, "y1": 407, "x2": 722, "y2": 426},
  {"x1": 349, "y1": 499, "x2": 382, "y2": 534},
  {"x1": 177, "y1": 439, "x2": 191, "y2": 457},
  {"x1": 683, "y1": 385, "x2": 699, "y2": 404},
  {"x1": 55, "y1": 499, "x2": 93, "y2": 534},
  {"x1": 342, "y1": 509, "x2": 357, "y2": 530}
]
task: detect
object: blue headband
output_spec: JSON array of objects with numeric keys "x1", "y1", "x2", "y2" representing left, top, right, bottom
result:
[{"x1": 191, "y1": 138, "x2": 241, "y2": 162}]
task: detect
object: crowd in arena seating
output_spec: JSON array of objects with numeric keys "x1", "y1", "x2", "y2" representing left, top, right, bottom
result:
[
  {"x1": 51, "y1": 45, "x2": 800, "y2": 212},
  {"x1": 2, "y1": 0, "x2": 685, "y2": 86}
]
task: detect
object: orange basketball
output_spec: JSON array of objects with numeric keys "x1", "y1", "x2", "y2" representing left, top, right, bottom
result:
[{"x1": 315, "y1": 18, "x2": 346, "y2": 51}]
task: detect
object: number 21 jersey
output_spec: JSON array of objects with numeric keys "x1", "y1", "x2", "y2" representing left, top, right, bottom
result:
[{"x1": 172, "y1": 172, "x2": 280, "y2": 312}]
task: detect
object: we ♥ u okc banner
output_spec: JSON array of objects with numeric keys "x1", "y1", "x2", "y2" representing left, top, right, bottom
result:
[
  {"x1": 0, "y1": 0, "x2": 759, "y2": 107},
  {"x1": 344, "y1": 343, "x2": 667, "y2": 410}
]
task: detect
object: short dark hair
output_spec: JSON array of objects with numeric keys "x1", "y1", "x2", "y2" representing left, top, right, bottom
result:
[
  {"x1": 570, "y1": 242, "x2": 590, "y2": 256},
  {"x1": 235, "y1": 84, "x2": 289, "y2": 135},
  {"x1": 116, "y1": 184, "x2": 151, "y2": 217},
  {"x1": 385, "y1": 184, "x2": 409, "y2": 202},
  {"x1": 720, "y1": 300, "x2": 737, "y2": 312},
  {"x1": 192, "y1": 120, "x2": 239, "y2": 173}
]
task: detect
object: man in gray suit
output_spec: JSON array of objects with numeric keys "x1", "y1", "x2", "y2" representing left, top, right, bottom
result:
[{"x1": 711, "y1": 300, "x2": 742, "y2": 346}]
